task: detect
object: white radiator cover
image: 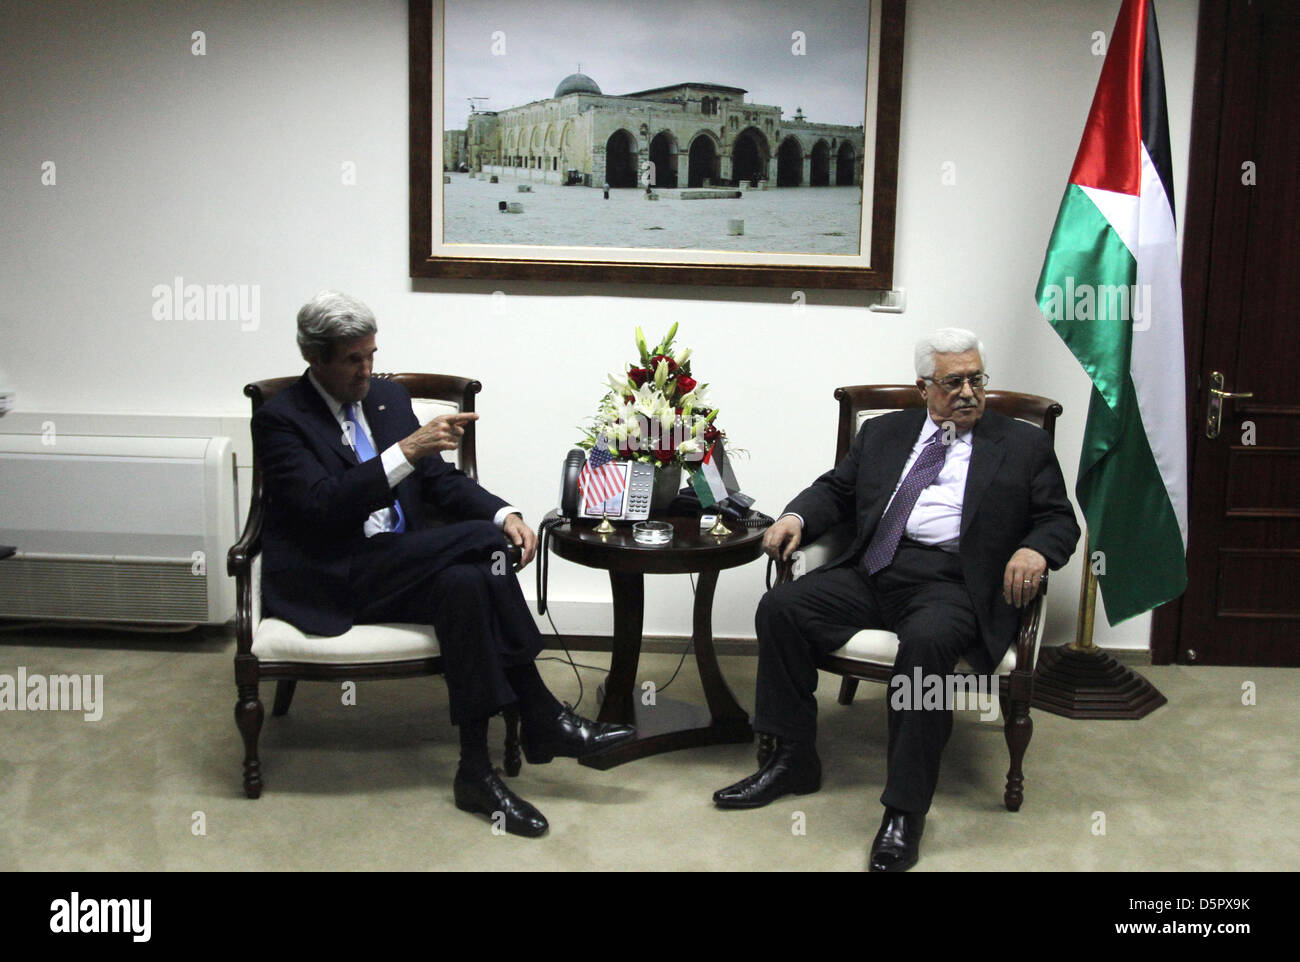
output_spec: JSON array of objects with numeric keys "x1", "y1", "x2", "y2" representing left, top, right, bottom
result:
[{"x1": 0, "y1": 434, "x2": 238, "y2": 624}]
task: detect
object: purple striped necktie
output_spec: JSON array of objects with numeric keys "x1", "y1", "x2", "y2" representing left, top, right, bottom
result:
[{"x1": 861, "y1": 432, "x2": 947, "y2": 575}]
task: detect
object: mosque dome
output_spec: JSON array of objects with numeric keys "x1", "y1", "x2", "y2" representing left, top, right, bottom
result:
[{"x1": 554, "y1": 72, "x2": 602, "y2": 97}]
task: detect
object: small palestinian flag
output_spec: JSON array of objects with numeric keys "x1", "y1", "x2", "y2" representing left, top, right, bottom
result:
[{"x1": 690, "y1": 440, "x2": 733, "y2": 508}]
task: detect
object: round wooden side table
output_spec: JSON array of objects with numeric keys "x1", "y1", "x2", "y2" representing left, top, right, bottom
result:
[{"x1": 542, "y1": 510, "x2": 770, "y2": 768}]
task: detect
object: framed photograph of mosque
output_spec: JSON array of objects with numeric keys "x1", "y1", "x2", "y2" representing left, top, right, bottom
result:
[{"x1": 410, "y1": 0, "x2": 904, "y2": 289}]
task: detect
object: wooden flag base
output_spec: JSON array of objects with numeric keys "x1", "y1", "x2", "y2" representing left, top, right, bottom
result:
[
  {"x1": 1032, "y1": 643, "x2": 1167, "y2": 719},
  {"x1": 1031, "y1": 528, "x2": 1167, "y2": 719}
]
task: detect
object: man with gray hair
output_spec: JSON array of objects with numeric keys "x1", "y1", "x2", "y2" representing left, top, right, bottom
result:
[
  {"x1": 252, "y1": 291, "x2": 633, "y2": 837},
  {"x1": 712, "y1": 328, "x2": 1078, "y2": 871}
]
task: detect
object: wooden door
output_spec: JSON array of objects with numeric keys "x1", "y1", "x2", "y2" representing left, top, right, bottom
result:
[{"x1": 1154, "y1": 0, "x2": 1300, "y2": 665}]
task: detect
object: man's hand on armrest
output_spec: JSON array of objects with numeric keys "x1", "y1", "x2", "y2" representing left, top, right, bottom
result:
[
  {"x1": 398, "y1": 412, "x2": 479, "y2": 463},
  {"x1": 1002, "y1": 547, "x2": 1048, "y2": 608},
  {"x1": 763, "y1": 514, "x2": 803, "y2": 561},
  {"x1": 502, "y1": 513, "x2": 537, "y2": 569}
]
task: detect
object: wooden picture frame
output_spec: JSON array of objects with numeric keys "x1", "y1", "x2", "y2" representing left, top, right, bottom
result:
[{"x1": 410, "y1": 0, "x2": 905, "y2": 289}]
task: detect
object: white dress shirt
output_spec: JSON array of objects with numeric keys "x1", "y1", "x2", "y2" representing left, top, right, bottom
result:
[
  {"x1": 781, "y1": 416, "x2": 972, "y2": 552},
  {"x1": 885, "y1": 417, "x2": 971, "y2": 550},
  {"x1": 307, "y1": 372, "x2": 519, "y2": 537}
]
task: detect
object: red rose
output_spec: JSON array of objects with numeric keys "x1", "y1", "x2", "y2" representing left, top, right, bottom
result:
[
  {"x1": 653, "y1": 447, "x2": 677, "y2": 464},
  {"x1": 649, "y1": 354, "x2": 678, "y2": 373},
  {"x1": 628, "y1": 367, "x2": 648, "y2": 387},
  {"x1": 703, "y1": 424, "x2": 722, "y2": 442},
  {"x1": 676, "y1": 375, "x2": 697, "y2": 395}
]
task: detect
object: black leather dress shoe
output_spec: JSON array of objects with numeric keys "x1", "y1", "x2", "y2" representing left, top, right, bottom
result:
[
  {"x1": 453, "y1": 768, "x2": 548, "y2": 838},
  {"x1": 521, "y1": 704, "x2": 636, "y2": 763},
  {"x1": 712, "y1": 739, "x2": 821, "y2": 809},
  {"x1": 868, "y1": 806, "x2": 925, "y2": 872}
]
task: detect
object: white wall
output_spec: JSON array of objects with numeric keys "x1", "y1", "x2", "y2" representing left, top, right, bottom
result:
[{"x1": 0, "y1": 0, "x2": 1200, "y2": 649}]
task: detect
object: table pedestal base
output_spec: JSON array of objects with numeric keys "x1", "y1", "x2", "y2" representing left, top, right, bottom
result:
[{"x1": 542, "y1": 514, "x2": 769, "y2": 771}]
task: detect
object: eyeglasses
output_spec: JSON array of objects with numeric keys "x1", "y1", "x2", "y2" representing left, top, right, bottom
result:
[{"x1": 924, "y1": 373, "x2": 989, "y2": 392}]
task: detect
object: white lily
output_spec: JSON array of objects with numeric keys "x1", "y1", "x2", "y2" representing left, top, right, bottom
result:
[{"x1": 674, "y1": 346, "x2": 692, "y2": 367}]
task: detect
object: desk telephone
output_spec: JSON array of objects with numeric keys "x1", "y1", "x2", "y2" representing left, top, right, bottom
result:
[
  {"x1": 557, "y1": 448, "x2": 655, "y2": 521},
  {"x1": 540, "y1": 449, "x2": 774, "y2": 617}
]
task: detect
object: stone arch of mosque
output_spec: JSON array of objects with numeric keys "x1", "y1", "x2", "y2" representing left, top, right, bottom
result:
[
  {"x1": 604, "y1": 129, "x2": 639, "y2": 187},
  {"x1": 448, "y1": 70, "x2": 865, "y2": 190}
]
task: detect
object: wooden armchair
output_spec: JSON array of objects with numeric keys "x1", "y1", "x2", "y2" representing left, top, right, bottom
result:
[
  {"x1": 775, "y1": 385, "x2": 1062, "y2": 811},
  {"x1": 226, "y1": 373, "x2": 520, "y2": 799}
]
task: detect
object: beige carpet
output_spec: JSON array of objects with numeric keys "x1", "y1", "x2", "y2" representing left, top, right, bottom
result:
[{"x1": 1, "y1": 626, "x2": 1296, "y2": 871}]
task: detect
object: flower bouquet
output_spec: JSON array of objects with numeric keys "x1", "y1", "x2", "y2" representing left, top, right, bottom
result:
[{"x1": 579, "y1": 323, "x2": 725, "y2": 469}]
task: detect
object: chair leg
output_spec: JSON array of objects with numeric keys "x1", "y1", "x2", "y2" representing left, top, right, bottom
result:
[
  {"x1": 837, "y1": 676, "x2": 860, "y2": 706},
  {"x1": 502, "y1": 704, "x2": 522, "y2": 777},
  {"x1": 236, "y1": 683, "x2": 265, "y2": 799},
  {"x1": 272, "y1": 679, "x2": 297, "y2": 716},
  {"x1": 1002, "y1": 695, "x2": 1032, "y2": 812}
]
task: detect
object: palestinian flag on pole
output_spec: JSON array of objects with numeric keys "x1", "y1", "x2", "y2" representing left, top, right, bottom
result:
[
  {"x1": 1035, "y1": 0, "x2": 1187, "y2": 624},
  {"x1": 690, "y1": 440, "x2": 734, "y2": 508}
]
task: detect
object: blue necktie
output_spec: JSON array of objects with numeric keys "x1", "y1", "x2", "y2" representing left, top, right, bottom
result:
[
  {"x1": 345, "y1": 403, "x2": 406, "y2": 534},
  {"x1": 861, "y1": 433, "x2": 947, "y2": 574}
]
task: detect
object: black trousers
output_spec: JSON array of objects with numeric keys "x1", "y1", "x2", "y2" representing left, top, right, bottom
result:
[
  {"x1": 753, "y1": 542, "x2": 986, "y2": 814},
  {"x1": 348, "y1": 520, "x2": 545, "y2": 726}
]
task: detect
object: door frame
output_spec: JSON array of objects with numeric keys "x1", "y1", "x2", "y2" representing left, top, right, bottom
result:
[{"x1": 1151, "y1": 0, "x2": 1229, "y2": 664}]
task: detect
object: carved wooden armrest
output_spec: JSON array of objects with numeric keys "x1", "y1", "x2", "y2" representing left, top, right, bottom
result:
[{"x1": 1008, "y1": 572, "x2": 1049, "y2": 699}]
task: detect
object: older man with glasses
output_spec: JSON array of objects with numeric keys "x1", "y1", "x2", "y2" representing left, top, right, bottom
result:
[{"x1": 712, "y1": 328, "x2": 1079, "y2": 871}]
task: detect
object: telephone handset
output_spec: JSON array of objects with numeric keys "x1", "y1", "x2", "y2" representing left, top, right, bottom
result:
[
  {"x1": 542, "y1": 448, "x2": 653, "y2": 617},
  {"x1": 558, "y1": 449, "x2": 585, "y2": 519},
  {"x1": 556, "y1": 447, "x2": 654, "y2": 521}
]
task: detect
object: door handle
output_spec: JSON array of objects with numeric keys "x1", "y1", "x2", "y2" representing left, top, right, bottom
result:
[{"x1": 1206, "y1": 371, "x2": 1255, "y2": 439}]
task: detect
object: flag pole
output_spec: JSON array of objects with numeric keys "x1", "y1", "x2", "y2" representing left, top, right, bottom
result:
[
  {"x1": 1071, "y1": 530, "x2": 1100, "y2": 652},
  {"x1": 1032, "y1": 527, "x2": 1167, "y2": 719}
]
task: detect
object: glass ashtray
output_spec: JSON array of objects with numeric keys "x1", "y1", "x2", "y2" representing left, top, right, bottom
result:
[{"x1": 632, "y1": 521, "x2": 674, "y2": 546}]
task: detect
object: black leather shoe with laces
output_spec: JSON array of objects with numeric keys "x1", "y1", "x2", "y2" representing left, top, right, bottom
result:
[
  {"x1": 453, "y1": 768, "x2": 548, "y2": 837},
  {"x1": 521, "y1": 703, "x2": 636, "y2": 763}
]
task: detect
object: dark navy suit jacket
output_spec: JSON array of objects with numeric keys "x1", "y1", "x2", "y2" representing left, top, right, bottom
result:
[
  {"x1": 786, "y1": 408, "x2": 1080, "y2": 667},
  {"x1": 251, "y1": 373, "x2": 507, "y2": 635}
]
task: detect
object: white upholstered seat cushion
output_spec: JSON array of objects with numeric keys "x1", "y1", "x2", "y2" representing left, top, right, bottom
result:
[
  {"x1": 410, "y1": 397, "x2": 459, "y2": 425},
  {"x1": 826, "y1": 628, "x2": 1018, "y2": 675},
  {"x1": 252, "y1": 617, "x2": 441, "y2": 663},
  {"x1": 248, "y1": 554, "x2": 440, "y2": 664}
]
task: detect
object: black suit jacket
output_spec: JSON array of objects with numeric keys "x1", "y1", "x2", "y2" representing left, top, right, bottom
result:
[
  {"x1": 786, "y1": 408, "x2": 1080, "y2": 666},
  {"x1": 251, "y1": 373, "x2": 508, "y2": 635}
]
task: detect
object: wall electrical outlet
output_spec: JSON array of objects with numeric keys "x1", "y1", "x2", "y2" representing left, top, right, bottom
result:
[{"x1": 868, "y1": 288, "x2": 906, "y2": 313}]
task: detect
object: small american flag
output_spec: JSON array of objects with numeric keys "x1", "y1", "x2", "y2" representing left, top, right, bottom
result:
[{"x1": 579, "y1": 437, "x2": 625, "y2": 509}]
